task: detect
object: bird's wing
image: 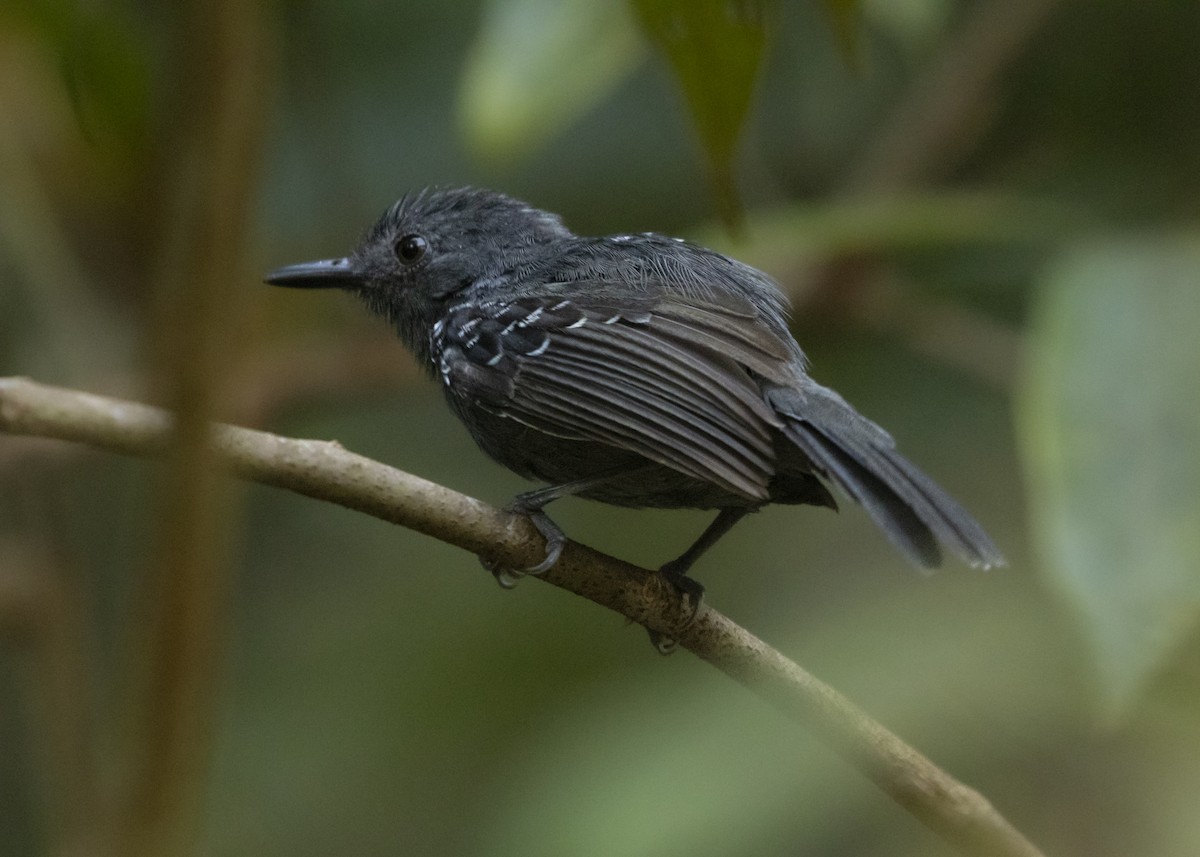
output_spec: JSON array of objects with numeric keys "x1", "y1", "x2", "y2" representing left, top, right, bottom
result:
[{"x1": 432, "y1": 293, "x2": 796, "y2": 500}]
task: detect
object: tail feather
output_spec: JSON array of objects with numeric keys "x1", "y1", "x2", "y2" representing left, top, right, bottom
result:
[
  {"x1": 859, "y1": 442, "x2": 1004, "y2": 568},
  {"x1": 771, "y1": 384, "x2": 1006, "y2": 570}
]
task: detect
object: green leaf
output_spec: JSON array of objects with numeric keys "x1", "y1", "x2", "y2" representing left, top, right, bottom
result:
[
  {"x1": 459, "y1": 0, "x2": 645, "y2": 163},
  {"x1": 820, "y1": 0, "x2": 861, "y2": 64},
  {"x1": 698, "y1": 191, "x2": 1085, "y2": 273},
  {"x1": 1020, "y1": 236, "x2": 1200, "y2": 723},
  {"x1": 9, "y1": 0, "x2": 151, "y2": 155},
  {"x1": 630, "y1": 0, "x2": 770, "y2": 229}
]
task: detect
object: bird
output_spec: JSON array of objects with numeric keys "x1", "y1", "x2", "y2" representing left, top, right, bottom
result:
[{"x1": 266, "y1": 186, "x2": 1005, "y2": 603}]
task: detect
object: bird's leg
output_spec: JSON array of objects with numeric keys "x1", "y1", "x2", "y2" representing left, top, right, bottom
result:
[
  {"x1": 648, "y1": 507, "x2": 751, "y2": 654},
  {"x1": 484, "y1": 466, "x2": 656, "y2": 587},
  {"x1": 660, "y1": 506, "x2": 751, "y2": 583}
]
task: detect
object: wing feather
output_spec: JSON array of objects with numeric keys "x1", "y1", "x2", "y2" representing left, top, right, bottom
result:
[
  {"x1": 529, "y1": 346, "x2": 773, "y2": 461},
  {"x1": 522, "y1": 352, "x2": 775, "y2": 475},
  {"x1": 435, "y1": 292, "x2": 794, "y2": 500},
  {"x1": 513, "y1": 383, "x2": 766, "y2": 498},
  {"x1": 563, "y1": 322, "x2": 781, "y2": 428}
]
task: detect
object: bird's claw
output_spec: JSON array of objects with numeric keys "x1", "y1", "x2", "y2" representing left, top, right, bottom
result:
[
  {"x1": 521, "y1": 509, "x2": 565, "y2": 574},
  {"x1": 481, "y1": 557, "x2": 522, "y2": 589},
  {"x1": 481, "y1": 507, "x2": 565, "y2": 588},
  {"x1": 647, "y1": 630, "x2": 679, "y2": 655},
  {"x1": 645, "y1": 563, "x2": 706, "y2": 654}
]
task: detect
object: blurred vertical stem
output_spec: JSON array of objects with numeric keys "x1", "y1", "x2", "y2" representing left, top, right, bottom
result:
[
  {"x1": 116, "y1": 1, "x2": 272, "y2": 855},
  {"x1": 0, "y1": 541, "x2": 101, "y2": 857}
]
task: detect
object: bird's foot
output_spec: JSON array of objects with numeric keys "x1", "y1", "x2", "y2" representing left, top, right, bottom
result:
[
  {"x1": 645, "y1": 562, "x2": 706, "y2": 655},
  {"x1": 481, "y1": 507, "x2": 566, "y2": 589}
]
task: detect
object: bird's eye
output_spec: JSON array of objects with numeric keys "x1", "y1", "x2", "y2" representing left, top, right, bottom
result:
[{"x1": 394, "y1": 234, "x2": 428, "y2": 265}]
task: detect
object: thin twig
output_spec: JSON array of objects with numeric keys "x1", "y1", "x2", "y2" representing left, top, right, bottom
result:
[{"x1": 0, "y1": 377, "x2": 1050, "y2": 857}]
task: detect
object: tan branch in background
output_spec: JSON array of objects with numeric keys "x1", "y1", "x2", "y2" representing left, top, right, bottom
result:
[
  {"x1": 125, "y1": 1, "x2": 274, "y2": 854},
  {"x1": 847, "y1": 0, "x2": 1068, "y2": 193},
  {"x1": 0, "y1": 377, "x2": 1049, "y2": 857}
]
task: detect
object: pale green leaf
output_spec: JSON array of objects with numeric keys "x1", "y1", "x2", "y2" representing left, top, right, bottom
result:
[
  {"x1": 631, "y1": 0, "x2": 770, "y2": 229},
  {"x1": 1020, "y1": 236, "x2": 1200, "y2": 722},
  {"x1": 459, "y1": 0, "x2": 645, "y2": 163}
]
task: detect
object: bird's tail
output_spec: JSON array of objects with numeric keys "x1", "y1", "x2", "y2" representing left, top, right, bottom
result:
[{"x1": 769, "y1": 383, "x2": 1005, "y2": 570}]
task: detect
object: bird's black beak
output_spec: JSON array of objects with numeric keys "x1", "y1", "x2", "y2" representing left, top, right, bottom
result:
[{"x1": 264, "y1": 257, "x2": 361, "y2": 289}]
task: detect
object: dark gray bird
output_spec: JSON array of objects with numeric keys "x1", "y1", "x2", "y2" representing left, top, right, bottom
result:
[{"x1": 266, "y1": 187, "x2": 1004, "y2": 596}]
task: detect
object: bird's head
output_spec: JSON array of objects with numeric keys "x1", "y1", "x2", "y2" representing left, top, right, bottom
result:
[{"x1": 265, "y1": 187, "x2": 571, "y2": 355}]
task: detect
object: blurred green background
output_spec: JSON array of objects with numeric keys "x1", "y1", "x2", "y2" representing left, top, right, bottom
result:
[{"x1": 2, "y1": 1, "x2": 1199, "y2": 856}]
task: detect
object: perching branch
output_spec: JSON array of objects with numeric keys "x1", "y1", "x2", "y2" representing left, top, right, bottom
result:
[{"x1": 0, "y1": 377, "x2": 1049, "y2": 857}]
